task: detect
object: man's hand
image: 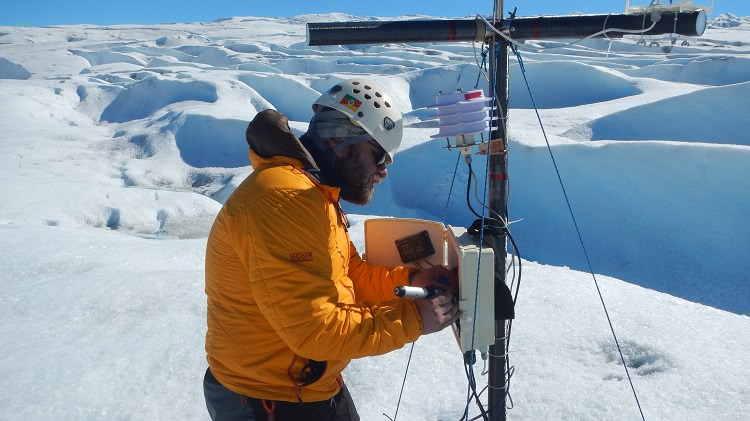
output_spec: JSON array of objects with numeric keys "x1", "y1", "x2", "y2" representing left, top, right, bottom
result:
[
  {"x1": 414, "y1": 291, "x2": 460, "y2": 335},
  {"x1": 409, "y1": 265, "x2": 458, "y2": 297},
  {"x1": 408, "y1": 265, "x2": 460, "y2": 335}
]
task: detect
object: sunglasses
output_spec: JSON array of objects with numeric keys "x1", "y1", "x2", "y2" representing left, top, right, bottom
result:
[{"x1": 368, "y1": 140, "x2": 389, "y2": 166}]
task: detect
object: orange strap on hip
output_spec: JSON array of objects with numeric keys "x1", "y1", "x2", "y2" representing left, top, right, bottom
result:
[{"x1": 262, "y1": 400, "x2": 276, "y2": 421}]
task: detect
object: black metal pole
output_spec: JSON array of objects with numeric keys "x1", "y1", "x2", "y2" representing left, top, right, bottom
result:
[{"x1": 487, "y1": 2, "x2": 510, "y2": 419}]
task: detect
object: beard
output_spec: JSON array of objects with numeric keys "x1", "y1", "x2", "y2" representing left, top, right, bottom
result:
[{"x1": 335, "y1": 151, "x2": 379, "y2": 205}]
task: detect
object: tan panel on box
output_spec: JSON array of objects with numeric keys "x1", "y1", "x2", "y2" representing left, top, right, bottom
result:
[{"x1": 363, "y1": 218, "x2": 446, "y2": 268}]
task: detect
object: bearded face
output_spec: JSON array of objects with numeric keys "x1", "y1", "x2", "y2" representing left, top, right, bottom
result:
[{"x1": 335, "y1": 141, "x2": 387, "y2": 205}]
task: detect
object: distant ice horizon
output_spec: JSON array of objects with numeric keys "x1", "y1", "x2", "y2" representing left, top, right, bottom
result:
[{"x1": 3, "y1": 1, "x2": 746, "y2": 27}]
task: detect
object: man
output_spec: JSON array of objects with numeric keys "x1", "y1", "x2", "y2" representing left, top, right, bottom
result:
[{"x1": 203, "y1": 78, "x2": 460, "y2": 421}]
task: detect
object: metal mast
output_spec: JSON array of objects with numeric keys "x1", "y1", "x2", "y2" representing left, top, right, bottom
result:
[
  {"x1": 306, "y1": 5, "x2": 707, "y2": 420},
  {"x1": 487, "y1": 2, "x2": 510, "y2": 419}
]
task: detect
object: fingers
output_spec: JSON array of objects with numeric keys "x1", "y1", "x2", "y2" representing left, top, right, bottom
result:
[
  {"x1": 444, "y1": 300, "x2": 460, "y2": 317},
  {"x1": 437, "y1": 302, "x2": 460, "y2": 330},
  {"x1": 411, "y1": 266, "x2": 458, "y2": 292},
  {"x1": 414, "y1": 288, "x2": 463, "y2": 334},
  {"x1": 436, "y1": 293, "x2": 460, "y2": 327},
  {"x1": 430, "y1": 293, "x2": 459, "y2": 321},
  {"x1": 445, "y1": 304, "x2": 461, "y2": 326},
  {"x1": 430, "y1": 291, "x2": 453, "y2": 306}
]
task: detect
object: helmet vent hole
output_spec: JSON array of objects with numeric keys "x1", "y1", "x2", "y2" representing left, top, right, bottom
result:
[
  {"x1": 374, "y1": 102, "x2": 381, "y2": 108},
  {"x1": 364, "y1": 94, "x2": 371, "y2": 100},
  {"x1": 357, "y1": 111, "x2": 364, "y2": 117},
  {"x1": 364, "y1": 85, "x2": 371, "y2": 90},
  {"x1": 353, "y1": 89, "x2": 360, "y2": 94},
  {"x1": 384, "y1": 101, "x2": 391, "y2": 108},
  {"x1": 375, "y1": 92, "x2": 382, "y2": 97},
  {"x1": 352, "y1": 81, "x2": 360, "y2": 85}
]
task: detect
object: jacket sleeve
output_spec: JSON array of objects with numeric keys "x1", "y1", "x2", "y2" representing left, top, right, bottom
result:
[
  {"x1": 236, "y1": 180, "x2": 422, "y2": 362},
  {"x1": 347, "y1": 243, "x2": 415, "y2": 304}
]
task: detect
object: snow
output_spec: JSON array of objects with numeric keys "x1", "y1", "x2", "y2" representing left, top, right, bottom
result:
[{"x1": 1, "y1": 11, "x2": 749, "y2": 421}]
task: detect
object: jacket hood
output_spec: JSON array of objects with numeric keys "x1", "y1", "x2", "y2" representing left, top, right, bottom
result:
[
  {"x1": 245, "y1": 109, "x2": 318, "y2": 172},
  {"x1": 246, "y1": 109, "x2": 350, "y2": 189}
]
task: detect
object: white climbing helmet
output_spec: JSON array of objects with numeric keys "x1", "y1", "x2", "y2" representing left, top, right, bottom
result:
[{"x1": 312, "y1": 78, "x2": 403, "y2": 164}]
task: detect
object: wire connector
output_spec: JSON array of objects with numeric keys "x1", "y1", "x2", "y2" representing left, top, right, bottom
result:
[
  {"x1": 456, "y1": 133, "x2": 475, "y2": 164},
  {"x1": 464, "y1": 350, "x2": 477, "y2": 366},
  {"x1": 651, "y1": 10, "x2": 662, "y2": 24}
]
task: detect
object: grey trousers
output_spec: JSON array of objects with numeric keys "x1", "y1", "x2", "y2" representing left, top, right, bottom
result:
[{"x1": 203, "y1": 368, "x2": 360, "y2": 421}]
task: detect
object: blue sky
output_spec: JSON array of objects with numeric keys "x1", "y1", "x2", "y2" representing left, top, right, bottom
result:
[{"x1": 3, "y1": 0, "x2": 742, "y2": 26}]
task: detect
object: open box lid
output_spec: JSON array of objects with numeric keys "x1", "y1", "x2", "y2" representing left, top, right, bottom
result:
[{"x1": 363, "y1": 218, "x2": 446, "y2": 268}]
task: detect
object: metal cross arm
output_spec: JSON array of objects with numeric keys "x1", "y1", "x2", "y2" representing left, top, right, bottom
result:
[
  {"x1": 306, "y1": 10, "x2": 707, "y2": 46},
  {"x1": 507, "y1": 10, "x2": 706, "y2": 40},
  {"x1": 306, "y1": 19, "x2": 487, "y2": 45}
]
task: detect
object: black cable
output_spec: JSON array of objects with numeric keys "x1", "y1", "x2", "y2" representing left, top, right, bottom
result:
[
  {"x1": 467, "y1": 217, "x2": 522, "y2": 415},
  {"x1": 467, "y1": 400, "x2": 503, "y2": 421},
  {"x1": 504, "y1": 225, "x2": 521, "y2": 343},
  {"x1": 506, "y1": 227, "x2": 521, "y2": 305},
  {"x1": 469, "y1": 366, "x2": 489, "y2": 421},
  {"x1": 465, "y1": 162, "x2": 483, "y2": 219},
  {"x1": 460, "y1": 365, "x2": 475, "y2": 421},
  {"x1": 466, "y1": 387, "x2": 513, "y2": 421},
  {"x1": 462, "y1": 359, "x2": 490, "y2": 421},
  {"x1": 443, "y1": 153, "x2": 462, "y2": 224},
  {"x1": 503, "y1": 227, "x2": 521, "y2": 404}
]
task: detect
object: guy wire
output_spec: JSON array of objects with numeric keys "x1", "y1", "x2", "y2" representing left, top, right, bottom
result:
[
  {"x1": 512, "y1": 46, "x2": 647, "y2": 421},
  {"x1": 385, "y1": 145, "x2": 462, "y2": 421}
]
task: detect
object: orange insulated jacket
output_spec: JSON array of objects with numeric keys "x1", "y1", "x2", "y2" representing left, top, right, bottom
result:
[{"x1": 205, "y1": 110, "x2": 422, "y2": 403}]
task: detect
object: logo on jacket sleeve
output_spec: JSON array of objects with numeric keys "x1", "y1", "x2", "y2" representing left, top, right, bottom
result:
[{"x1": 290, "y1": 252, "x2": 313, "y2": 262}]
